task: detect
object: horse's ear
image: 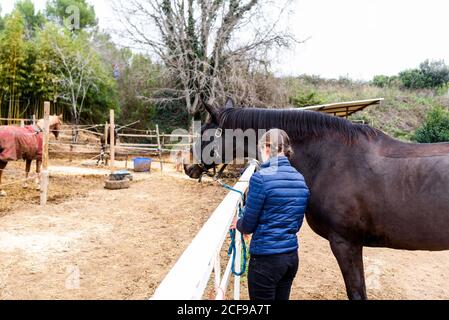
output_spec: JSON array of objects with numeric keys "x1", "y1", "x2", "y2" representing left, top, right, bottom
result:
[
  {"x1": 225, "y1": 98, "x2": 235, "y2": 109},
  {"x1": 58, "y1": 114, "x2": 63, "y2": 120},
  {"x1": 201, "y1": 97, "x2": 219, "y2": 124}
]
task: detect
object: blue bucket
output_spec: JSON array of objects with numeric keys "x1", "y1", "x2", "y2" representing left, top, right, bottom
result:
[{"x1": 133, "y1": 157, "x2": 152, "y2": 172}]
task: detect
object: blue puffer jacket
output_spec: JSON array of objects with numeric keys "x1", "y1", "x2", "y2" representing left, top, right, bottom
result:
[{"x1": 237, "y1": 156, "x2": 310, "y2": 255}]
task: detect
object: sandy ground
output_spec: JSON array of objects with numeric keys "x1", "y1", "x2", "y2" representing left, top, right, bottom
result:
[
  {"x1": 0, "y1": 161, "x2": 104, "y2": 215},
  {"x1": 292, "y1": 225, "x2": 449, "y2": 300},
  {"x1": 0, "y1": 161, "x2": 448, "y2": 300},
  {"x1": 0, "y1": 165, "x2": 225, "y2": 300}
]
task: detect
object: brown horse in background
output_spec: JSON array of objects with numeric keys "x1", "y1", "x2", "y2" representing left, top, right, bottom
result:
[
  {"x1": 0, "y1": 115, "x2": 62, "y2": 197},
  {"x1": 184, "y1": 100, "x2": 449, "y2": 300}
]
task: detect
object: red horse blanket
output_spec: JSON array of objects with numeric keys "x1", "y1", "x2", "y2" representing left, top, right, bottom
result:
[{"x1": 0, "y1": 126, "x2": 43, "y2": 161}]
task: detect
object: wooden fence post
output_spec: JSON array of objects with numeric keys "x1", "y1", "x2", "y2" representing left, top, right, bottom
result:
[
  {"x1": 104, "y1": 122, "x2": 109, "y2": 166},
  {"x1": 104, "y1": 122, "x2": 109, "y2": 147},
  {"x1": 190, "y1": 118, "x2": 195, "y2": 144},
  {"x1": 110, "y1": 110, "x2": 115, "y2": 169},
  {"x1": 40, "y1": 102, "x2": 50, "y2": 206},
  {"x1": 191, "y1": 118, "x2": 197, "y2": 164},
  {"x1": 156, "y1": 124, "x2": 163, "y2": 171}
]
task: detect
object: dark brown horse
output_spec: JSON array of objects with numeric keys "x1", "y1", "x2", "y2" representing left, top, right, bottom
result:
[
  {"x1": 184, "y1": 100, "x2": 449, "y2": 300},
  {"x1": 0, "y1": 116, "x2": 62, "y2": 196}
]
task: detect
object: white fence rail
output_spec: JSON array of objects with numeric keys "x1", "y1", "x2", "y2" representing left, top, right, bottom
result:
[{"x1": 151, "y1": 164, "x2": 257, "y2": 300}]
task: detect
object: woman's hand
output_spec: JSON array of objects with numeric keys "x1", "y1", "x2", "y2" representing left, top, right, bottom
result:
[
  {"x1": 230, "y1": 217, "x2": 238, "y2": 230},
  {"x1": 231, "y1": 218, "x2": 251, "y2": 241}
]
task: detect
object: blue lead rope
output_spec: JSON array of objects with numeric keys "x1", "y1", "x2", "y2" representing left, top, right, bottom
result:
[
  {"x1": 220, "y1": 182, "x2": 245, "y2": 198},
  {"x1": 228, "y1": 227, "x2": 247, "y2": 277},
  {"x1": 219, "y1": 182, "x2": 248, "y2": 277}
]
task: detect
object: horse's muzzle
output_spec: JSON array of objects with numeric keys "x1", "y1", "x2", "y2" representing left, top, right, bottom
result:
[{"x1": 184, "y1": 164, "x2": 203, "y2": 179}]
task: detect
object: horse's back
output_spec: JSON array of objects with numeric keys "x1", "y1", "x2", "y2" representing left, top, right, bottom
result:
[
  {"x1": 306, "y1": 142, "x2": 449, "y2": 251},
  {"x1": 360, "y1": 149, "x2": 449, "y2": 250},
  {"x1": 0, "y1": 126, "x2": 42, "y2": 161},
  {"x1": 380, "y1": 137, "x2": 449, "y2": 158}
]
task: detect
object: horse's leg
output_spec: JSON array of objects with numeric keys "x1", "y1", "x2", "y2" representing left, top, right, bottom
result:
[
  {"x1": 329, "y1": 234, "x2": 367, "y2": 300},
  {"x1": 0, "y1": 161, "x2": 7, "y2": 197},
  {"x1": 97, "y1": 143, "x2": 104, "y2": 166},
  {"x1": 35, "y1": 159, "x2": 42, "y2": 190},
  {"x1": 23, "y1": 159, "x2": 32, "y2": 188},
  {"x1": 215, "y1": 164, "x2": 228, "y2": 179}
]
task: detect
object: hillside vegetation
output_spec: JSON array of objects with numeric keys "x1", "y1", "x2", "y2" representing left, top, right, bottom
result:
[{"x1": 286, "y1": 76, "x2": 449, "y2": 142}]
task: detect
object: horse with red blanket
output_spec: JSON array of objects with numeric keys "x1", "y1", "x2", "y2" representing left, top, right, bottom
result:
[{"x1": 0, "y1": 115, "x2": 62, "y2": 197}]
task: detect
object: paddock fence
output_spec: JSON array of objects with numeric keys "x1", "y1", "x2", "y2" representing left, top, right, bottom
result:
[
  {"x1": 0, "y1": 117, "x2": 36, "y2": 126},
  {"x1": 1, "y1": 109, "x2": 196, "y2": 200},
  {"x1": 0, "y1": 111, "x2": 195, "y2": 167},
  {"x1": 151, "y1": 163, "x2": 257, "y2": 300},
  {"x1": 42, "y1": 110, "x2": 197, "y2": 170}
]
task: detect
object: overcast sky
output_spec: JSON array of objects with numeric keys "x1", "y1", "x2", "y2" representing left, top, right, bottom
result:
[{"x1": 1, "y1": 0, "x2": 448, "y2": 80}]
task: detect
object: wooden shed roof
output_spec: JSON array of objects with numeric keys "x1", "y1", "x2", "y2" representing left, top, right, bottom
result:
[{"x1": 300, "y1": 98, "x2": 384, "y2": 118}]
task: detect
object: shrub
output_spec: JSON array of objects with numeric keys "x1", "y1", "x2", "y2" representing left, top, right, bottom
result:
[
  {"x1": 372, "y1": 75, "x2": 399, "y2": 88},
  {"x1": 436, "y1": 82, "x2": 449, "y2": 96},
  {"x1": 289, "y1": 90, "x2": 324, "y2": 108},
  {"x1": 400, "y1": 60, "x2": 449, "y2": 89},
  {"x1": 414, "y1": 106, "x2": 449, "y2": 143}
]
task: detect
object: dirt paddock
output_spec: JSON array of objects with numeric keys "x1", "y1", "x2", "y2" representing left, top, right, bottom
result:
[{"x1": 0, "y1": 159, "x2": 448, "y2": 300}]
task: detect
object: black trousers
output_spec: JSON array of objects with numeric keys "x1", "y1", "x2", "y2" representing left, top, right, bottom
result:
[{"x1": 247, "y1": 251, "x2": 299, "y2": 300}]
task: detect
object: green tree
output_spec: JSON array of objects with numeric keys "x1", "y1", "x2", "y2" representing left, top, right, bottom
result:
[
  {"x1": 116, "y1": 53, "x2": 164, "y2": 129},
  {"x1": 0, "y1": 8, "x2": 57, "y2": 120},
  {"x1": 419, "y1": 60, "x2": 449, "y2": 88},
  {"x1": 15, "y1": 0, "x2": 46, "y2": 39},
  {"x1": 0, "y1": 6, "x2": 5, "y2": 31},
  {"x1": 0, "y1": 10, "x2": 28, "y2": 120},
  {"x1": 81, "y1": 31, "x2": 121, "y2": 124},
  {"x1": 399, "y1": 60, "x2": 449, "y2": 89},
  {"x1": 0, "y1": 4, "x2": 120, "y2": 125},
  {"x1": 414, "y1": 106, "x2": 449, "y2": 143},
  {"x1": 46, "y1": 0, "x2": 97, "y2": 30},
  {"x1": 38, "y1": 24, "x2": 117, "y2": 127}
]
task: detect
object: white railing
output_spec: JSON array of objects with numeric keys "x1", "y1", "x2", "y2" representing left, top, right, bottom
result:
[{"x1": 151, "y1": 164, "x2": 257, "y2": 300}]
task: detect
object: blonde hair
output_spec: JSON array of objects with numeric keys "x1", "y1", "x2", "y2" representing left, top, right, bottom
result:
[{"x1": 259, "y1": 129, "x2": 294, "y2": 160}]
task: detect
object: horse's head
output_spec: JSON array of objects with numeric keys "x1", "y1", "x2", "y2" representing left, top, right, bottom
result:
[
  {"x1": 49, "y1": 114, "x2": 63, "y2": 140},
  {"x1": 184, "y1": 121, "x2": 221, "y2": 179},
  {"x1": 184, "y1": 99, "x2": 235, "y2": 180}
]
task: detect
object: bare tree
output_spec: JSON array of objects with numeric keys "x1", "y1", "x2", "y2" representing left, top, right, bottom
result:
[
  {"x1": 43, "y1": 28, "x2": 102, "y2": 141},
  {"x1": 53, "y1": 46, "x2": 98, "y2": 126},
  {"x1": 113, "y1": 0, "x2": 297, "y2": 116}
]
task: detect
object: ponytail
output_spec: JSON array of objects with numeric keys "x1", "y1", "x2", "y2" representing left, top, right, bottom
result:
[{"x1": 259, "y1": 129, "x2": 294, "y2": 161}]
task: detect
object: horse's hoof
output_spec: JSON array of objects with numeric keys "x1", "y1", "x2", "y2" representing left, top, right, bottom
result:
[
  {"x1": 36, "y1": 185, "x2": 41, "y2": 191},
  {"x1": 23, "y1": 183, "x2": 29, "y2": 189},
  {"x1": 0, "y1": 190, "x2": 6, "y2": 197}
]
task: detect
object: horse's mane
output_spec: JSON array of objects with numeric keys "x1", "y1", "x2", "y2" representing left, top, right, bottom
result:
[
  {"x1": 218, "y1": 107, "x2": 382, "y2": 144},
  {"x1": 37, "y1": 116, "x2": 61, "y2": 129}
]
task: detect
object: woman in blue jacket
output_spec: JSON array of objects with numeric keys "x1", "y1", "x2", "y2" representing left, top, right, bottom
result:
[{"x1": 231, "y1": 129, "x2": 310, "y2": 300}]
